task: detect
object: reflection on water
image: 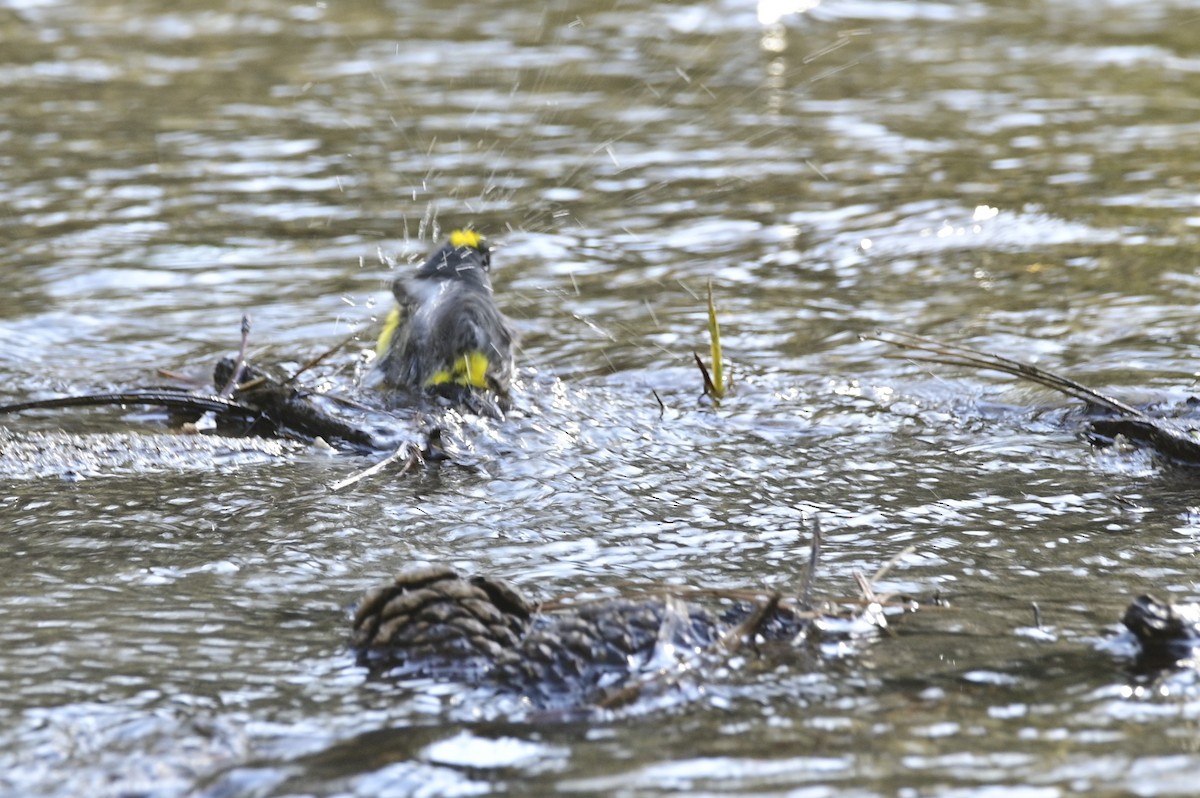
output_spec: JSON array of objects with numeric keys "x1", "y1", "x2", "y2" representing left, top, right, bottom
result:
[{"x1": 3, "y1": 0, "x2": 1200, "y2": 794}]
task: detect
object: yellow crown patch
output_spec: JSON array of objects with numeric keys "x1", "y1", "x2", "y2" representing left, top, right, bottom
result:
[{"x1": 449, "y1": 229, "x2": 483, "y2": 249}]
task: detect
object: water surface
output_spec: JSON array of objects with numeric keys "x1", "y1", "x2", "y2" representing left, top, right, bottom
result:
[{"x1": 3, "y1": 0, "x2": 1200, "y2": 795}]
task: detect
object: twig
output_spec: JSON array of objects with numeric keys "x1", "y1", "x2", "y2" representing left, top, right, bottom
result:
[
  {"x1": 853, "y1": 571, "x2": 877, "y2": 604},
  {"x1": 156, "y1": 368, "x2": 199, "y2": 384},
  {"x1": 865, "y1": 329, "x2": 1200, "y2": 467},
  {"x1": 862, "y1": 329, "x2": 1142, "y2": 417},
  {"x1": 871, "y1": 544, "x2": 917, "y2": 585},
  {"x1": 800, "y1": 516, "x2": 822, "y2": 610},
  {"x1": 595, "y1": 596, "x2": 707, "y2": 711},
  {"x1": 594, "y1": 659, "x2": 685, "y2": 710},
  {"x1": 218, "y1": 314, "x2": 252, "y2": 399},
  {"x1": 693, "y1": 352, "x2": 716, "y2": 397},
  {"x1": 330, "y1": 441, "x2": 422, "y2": 491},
  {"x1": 287, "y1": 330, "x2": 361, "y2": 385},
  {"x1": 854, "y1": 544, "x2": 917, "y2": 605},
  {"x1": 537, "y1": 584, "x2": 905, "y2": 615},
  {"x1": 551, "y1": 547, "x2": 918, "y2": 712},
  {"x1": 718, "y1": 593, "x2": 781, "y2": 654}
]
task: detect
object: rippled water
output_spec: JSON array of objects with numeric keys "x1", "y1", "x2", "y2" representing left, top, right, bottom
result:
[{"x1": 4, "y1": 0, "x2": 1200, "y2": 795}]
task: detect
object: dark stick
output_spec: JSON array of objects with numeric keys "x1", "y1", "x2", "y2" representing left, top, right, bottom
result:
[
  {"x1": 862, "y1": 329, "x2": 1143, "y2": 417},
  {"x1": 719, "y1": 593, "x2": 782, "y2": 654},
  {"x1": 218, "y1": 314, "x2": 253, "y2": 399},
  {"x1": 865, "y1": 328, "x2": 1200, "y2": 467},
  {"x1": 693, "y1": 351, "x2": 717, "y2": 397},
  {"x1": 0, "y1": 390, "x2": 261, "y2": 419},
  {"x1": 800, "y1": 516, "x2": 822, "y2": 611}
]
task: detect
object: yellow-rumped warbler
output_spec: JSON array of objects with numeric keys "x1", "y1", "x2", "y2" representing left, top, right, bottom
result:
[{"x1": 371, "y1": 230, "x2": 515, "y2": 408}]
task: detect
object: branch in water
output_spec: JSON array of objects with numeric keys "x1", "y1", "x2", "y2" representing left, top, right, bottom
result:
[{"x1": 862, "y1": 329, "x2": 1143, "y2": 417}]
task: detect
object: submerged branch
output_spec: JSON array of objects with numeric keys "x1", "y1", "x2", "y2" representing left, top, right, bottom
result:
[
  {"x1": 862, "y1": 329, "x2": 1143, "y2": 417},
  {"x1": 0, "y1": 358, "x2": 381, "y2": 454},
  {"x1": 0, "y1": 390, "x2": 262, "y2": 420},
  {"x1": 864, "y1": 329, "x2": 1200, "y2": 468}
]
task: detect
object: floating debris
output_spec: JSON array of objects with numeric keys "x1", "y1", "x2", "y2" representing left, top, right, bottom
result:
[{"x1": 351, "y1": 533, "x2": 915, "y2": 718}]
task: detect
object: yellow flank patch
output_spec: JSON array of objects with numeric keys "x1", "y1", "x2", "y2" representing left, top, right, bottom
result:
[
  {"x1": 449, "y1": 229, "x2": 483, "y2": 249},
  {"x1": 424, "y1": 351, "x2": 490, "y2": 390},
  {"x1": 376, "y1": 306, "x2": 402, "y2": 358}
]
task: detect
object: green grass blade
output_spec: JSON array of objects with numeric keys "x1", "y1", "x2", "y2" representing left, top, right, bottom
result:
[{"x1": 707, "y1": 280, "x2": 724, "y2": 399}]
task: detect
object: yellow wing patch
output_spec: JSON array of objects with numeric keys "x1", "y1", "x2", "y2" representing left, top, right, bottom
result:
[
  {"x1": 424, "y1": 351, "x2": 490, "y2": 390},
  {"x1": 449, "y1": 229, "x2": 483, "y2": 249},
  {"x1": 376, "y1": 306, "x2": 402, "y2": 358}
]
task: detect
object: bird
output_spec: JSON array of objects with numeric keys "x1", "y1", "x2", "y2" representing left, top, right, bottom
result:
[{"x1": 371, "y1": 229, "x2": 515, "y2": 411}]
